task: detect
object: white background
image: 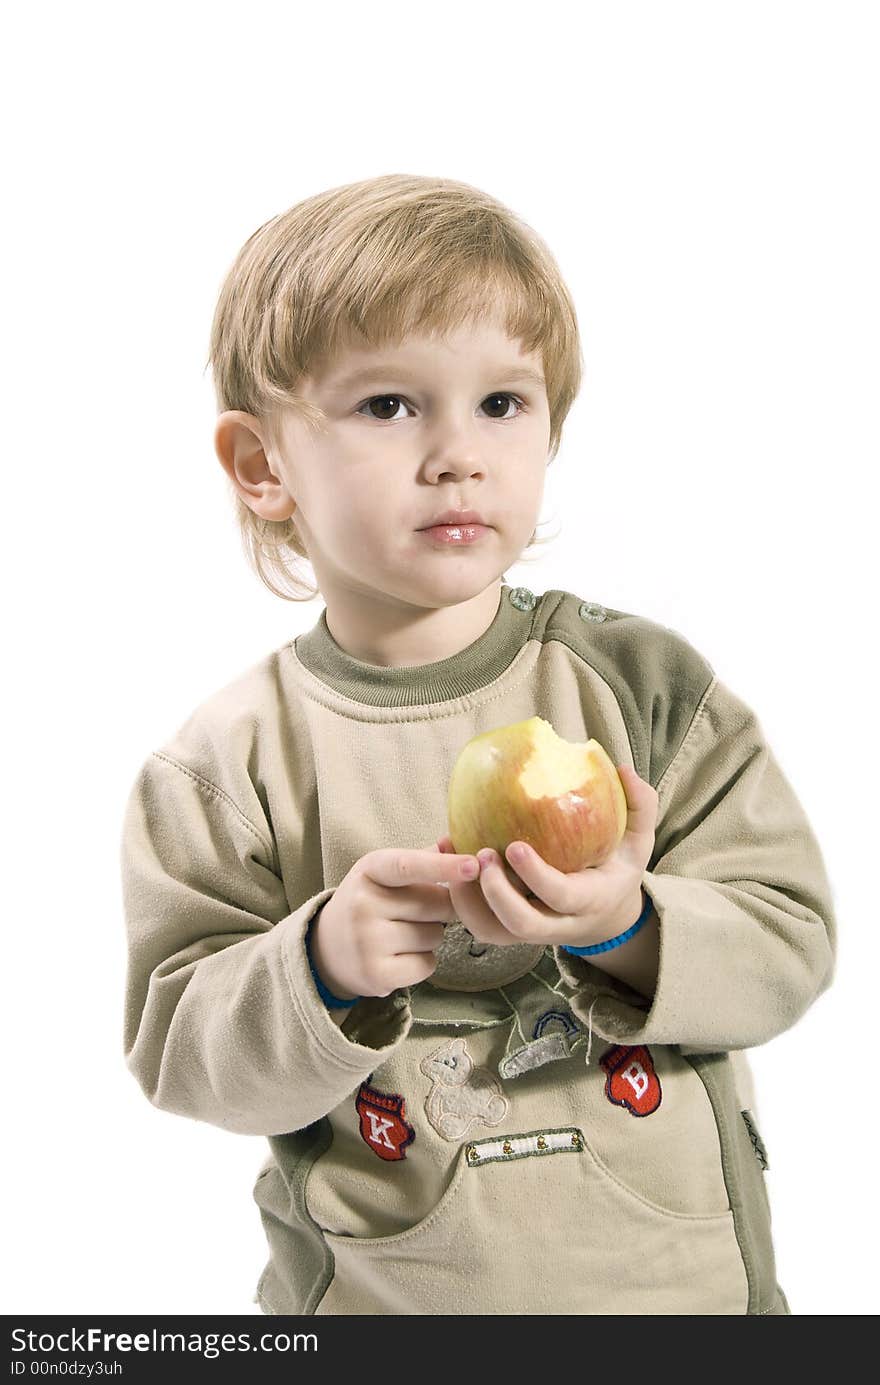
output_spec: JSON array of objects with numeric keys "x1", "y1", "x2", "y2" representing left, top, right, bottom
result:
[{"x1": 3, "y1": 0, "x2": 877, "y2": 1317}]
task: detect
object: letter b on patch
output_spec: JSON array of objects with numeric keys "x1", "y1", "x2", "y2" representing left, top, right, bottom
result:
[{"x1": 600, "y1": 1044, "x2": 662, "y2": 1116}]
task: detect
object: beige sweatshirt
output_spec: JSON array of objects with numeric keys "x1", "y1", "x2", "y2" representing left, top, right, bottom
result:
[{"x1": 119, "y1": 583, "x2": 835, "y2": 1315}]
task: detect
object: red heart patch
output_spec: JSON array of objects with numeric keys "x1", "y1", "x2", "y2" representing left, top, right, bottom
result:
[{"x1": 600, "y1": 1044, "x2": 662, "y2": 1117}]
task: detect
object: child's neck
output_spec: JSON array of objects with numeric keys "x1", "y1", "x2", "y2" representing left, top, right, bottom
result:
[{"x1": 321, "y1": 580, "x2": 505, "y2": 669}]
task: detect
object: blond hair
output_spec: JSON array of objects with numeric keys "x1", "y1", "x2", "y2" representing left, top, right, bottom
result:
[{"x1": 205, "y1": 173, "x2": 583, "y2": 602}]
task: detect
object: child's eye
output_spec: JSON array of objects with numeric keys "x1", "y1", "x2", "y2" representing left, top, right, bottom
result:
[
  {"x1": 355, "y1": 392, "x2": 525, "y2": 423},
  {"x1": 481, "y1": 392, "x2": 525, "y2": 420},
  {"x1": 357, "y1": 395, "x2": 411, "y2": 422}
]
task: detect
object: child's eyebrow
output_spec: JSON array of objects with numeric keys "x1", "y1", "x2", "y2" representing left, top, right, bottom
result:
[{"x1": 324, "y1": 364, "x2": 546, "y2": 392}]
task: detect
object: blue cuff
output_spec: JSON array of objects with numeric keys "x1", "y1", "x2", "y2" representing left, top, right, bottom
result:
[
  {"x1": 560, "y1": 891, "x2": 654, "y2": 957},
  {"x1": 305, "y1": 913, "x2": 360, "y2": 1009}
]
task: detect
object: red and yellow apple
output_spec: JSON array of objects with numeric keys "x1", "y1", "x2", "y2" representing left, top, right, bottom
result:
[{"x1": 447, "y1": 716, "x2": 627, "y2": 874}]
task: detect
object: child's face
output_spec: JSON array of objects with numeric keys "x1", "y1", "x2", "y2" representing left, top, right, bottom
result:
[{"x1": 220, "y1": 316, "x2": 551, "y2": 621}]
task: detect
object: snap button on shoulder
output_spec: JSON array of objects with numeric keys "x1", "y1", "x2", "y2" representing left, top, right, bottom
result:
[
  {"x1": 578, "y1": 600, "x2": 607, "y2": 623},
  {"x1": 509, "y1": 587, "x2": 537, "y2": 612}
]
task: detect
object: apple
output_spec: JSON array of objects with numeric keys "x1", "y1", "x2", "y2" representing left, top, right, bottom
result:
[{"x1": 446, "y1": 716, "x2": 628, "y2": 874}]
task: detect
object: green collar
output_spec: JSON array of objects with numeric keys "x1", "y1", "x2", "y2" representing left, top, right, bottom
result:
[{"x1": 292, "y1": 583, "x2": 541, "y2": 707}]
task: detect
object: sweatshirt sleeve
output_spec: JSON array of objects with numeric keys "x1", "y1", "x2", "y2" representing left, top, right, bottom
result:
[
  {"x1": 120, "y1": 750, "x2": 412, "y2": 1137},
  {"x1": 555, "y1": 674, "x2": 837, "y2": 1052}
]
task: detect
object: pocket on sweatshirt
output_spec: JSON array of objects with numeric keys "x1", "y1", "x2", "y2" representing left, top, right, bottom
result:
[
  {"x1": 305, "y1": 1024, "x2": 734, "y2": 1245},
  {"x1": 312, "y1": 1122, "x2": 749, "y2": 1315},
  {"x1": 568, "y1": 1041, "x2": 734, "y2": 1217}
]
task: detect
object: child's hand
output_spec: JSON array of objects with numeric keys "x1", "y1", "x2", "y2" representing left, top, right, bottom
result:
[
  {"x1": 436, "y1": 765, "x2": 659, "y2": 950},
  {"x1": 310, "y1": 846, "x2": 481, "y2": 1000}
]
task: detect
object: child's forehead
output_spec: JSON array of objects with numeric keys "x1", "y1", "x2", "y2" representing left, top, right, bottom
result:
[{"x1": 311, "y1": 319, "x2": 542, "y2": 386}]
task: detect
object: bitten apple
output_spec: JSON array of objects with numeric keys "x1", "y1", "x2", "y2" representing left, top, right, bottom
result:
[{"x1": 447, "y1": 716, "x2": 628, "y2": 874}]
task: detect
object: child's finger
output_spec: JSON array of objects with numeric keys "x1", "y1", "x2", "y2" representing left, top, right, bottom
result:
[
  {"x1": 617, "y1": 765, "x2": 660, "y2": 831},
  {"x1": 436, "y1": 836, "x2": 518, "y2": 943}
]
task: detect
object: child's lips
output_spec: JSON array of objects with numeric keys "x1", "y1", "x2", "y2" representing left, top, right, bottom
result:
[{"x1": 416, "y1": 523, "x2": 490, "y2": 545}]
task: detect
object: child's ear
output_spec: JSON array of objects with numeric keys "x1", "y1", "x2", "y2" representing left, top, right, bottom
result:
[{"x1": 214, "y1": 411, "x2": 297, "y2": 520}]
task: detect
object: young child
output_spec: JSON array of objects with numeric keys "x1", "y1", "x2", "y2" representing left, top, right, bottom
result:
[{"x1": 120, "y1": 173, "x2": 836, "y2": 1316}]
